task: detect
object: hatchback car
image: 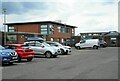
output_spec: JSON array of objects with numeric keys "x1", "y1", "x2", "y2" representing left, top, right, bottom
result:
[
  {"x1": 0, "y1": 45, "x2": 18, "y2": 65},
  {"x1": 24, "y1": 41, "x2": 58, "y2": 58},
  {"x1": 5, "y1": 44, "x2": 34, "y2": 62}
]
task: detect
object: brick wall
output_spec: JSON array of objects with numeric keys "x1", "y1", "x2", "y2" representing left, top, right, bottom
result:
[
  {"x1": 14, "y1": 24, "x2": 40, "y2": 33},
  {"x1": 48, "y1": 24, "x2": 72, "y2": 43}
]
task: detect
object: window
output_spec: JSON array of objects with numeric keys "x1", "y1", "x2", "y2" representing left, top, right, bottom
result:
[
  {"x1": 80, "y1": 40, "x2": 86, "y2": 43},
  {"x1": 66, "y1": 28, "x2": 70, "y2": 33},
  {"x1": 61, "y1": 27, "x2": 65, "y2": 33},
  {"x1": 41, "y1": 25, "x2": 48, "y2": 34},
  {"x1": 9, "y1": 26, "x2": 15, "y2": 32},
  {"x1": 58, "y1": 26, "x2": 62, "y2": 32},
  {"x1": 57, "y1": 38, "x2": 61, "y2": 43},
  {"x1": 51, "y1": 38, "x2": 54, "y2": 42},
  {"x1": 72, "y1": 29, "x2": 75, "y2": 36},
  {"x1": 48, "y1": 24, "x2": 54, "y2": 34}
]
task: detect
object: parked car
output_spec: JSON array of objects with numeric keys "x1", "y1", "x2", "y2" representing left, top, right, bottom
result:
[
  {"x1": 45, "y1": 42, "x2": 61, "y2": 55},
  {"x1": 4, "y1": 44, "x2": 34, "y2": 62},
  {"x1": 0, "y1": 45, "x2": 18, "y2": 65},
  {"x1": 24, "y1": 41, "x2": 58, "y2": 58},
  {"x1": 75, "y1": 39, "x2": 99, "y2": 49},
  {"x1": 46, "y1": 41, "x2": 72, "y2": 55},
  {"x1": 99, "y1": 40, "x2": 107, "y2": 47}
]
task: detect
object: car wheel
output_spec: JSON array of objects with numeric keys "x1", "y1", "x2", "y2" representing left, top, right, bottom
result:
[
  {"x1": 65, "y1": 50, "x2": 68, "y2": 55},
  {"x1": 60, "y1": 49, "x2": 65, "y2": 55},
  {"x1": 76, "y1": 46, "x2": 81, "y2": 50},
  {"x1": 93, "y1": 45, "x2": 98, "y2": 49},
  {"x1": 100, "y1": 44, "x2": 104, "y2": 47},
  {"x1": 45, "y1": 51, "x2": 52, "y2": 58},
  {"x1": 27, "y1": 58, "x2": 33, "y2": 62}
]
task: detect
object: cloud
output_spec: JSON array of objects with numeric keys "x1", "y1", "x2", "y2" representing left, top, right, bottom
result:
[{"x1": 0, "y1": 0, "x2": 119, "y2": 35}]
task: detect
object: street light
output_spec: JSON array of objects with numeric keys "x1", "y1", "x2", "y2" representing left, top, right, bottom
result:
[{"x1": 2, "y1": 8, "x2": 7, "y2": 45}]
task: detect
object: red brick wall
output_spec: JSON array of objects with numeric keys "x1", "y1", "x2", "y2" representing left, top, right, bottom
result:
[
  {"x1": 9, "y1": 23, "x2": 73, "y2": 44},
  {"x1": 14, "y1": 24, "x2": 40, "y2": 33},
  {"x1": 48, "y1": 24, "x2": 72, "y2": 42}
]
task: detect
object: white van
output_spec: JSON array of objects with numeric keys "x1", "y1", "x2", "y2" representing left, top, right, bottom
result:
[{"x1": 75, "y1": 39, "x2": 99, "y2": 49}]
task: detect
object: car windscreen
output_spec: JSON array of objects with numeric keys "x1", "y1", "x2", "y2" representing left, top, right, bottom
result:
[
  {"x1": 42, "y1": 42, "x2": 50, "y2": 47},
  {"x1": 55, "y1": 42, "x2": 63, "y2": 47},
  {"x1": 21, "y1": 45, "x2": 29, "y2": 49}
]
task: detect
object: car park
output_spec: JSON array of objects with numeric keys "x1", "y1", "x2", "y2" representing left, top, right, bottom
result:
[
  {"x1": 46, "y1": 41, "x2": 72, "y2": 55},
  {"x1": 0, "y1": 45, "x2": 18, "y2": 65},
  {"x1": 4, "y1": 44, "x2": 34, "y2": 62},
  {"x1": 75, "y1": 39, "x2": 99, "y2": 49},
  {"x1": 24, "y1": 41, "x2": 58, "y2": 58}
]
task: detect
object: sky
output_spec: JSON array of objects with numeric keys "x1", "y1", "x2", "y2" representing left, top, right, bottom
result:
[{"x1": 1, "y1": 0, "x2": 119, "y2": 35}]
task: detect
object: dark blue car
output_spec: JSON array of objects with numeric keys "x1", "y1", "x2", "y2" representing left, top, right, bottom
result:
[{"x1": 0, "y1": 45, "x2": 18, "y2": 65}]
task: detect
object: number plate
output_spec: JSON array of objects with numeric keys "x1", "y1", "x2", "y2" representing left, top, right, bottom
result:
[
  {"x1": 12, "y1": 57, "x2": 17, "y2": 59},
  {"x1": 28, "y1": 55, "x2": 33, "y2": 56}
]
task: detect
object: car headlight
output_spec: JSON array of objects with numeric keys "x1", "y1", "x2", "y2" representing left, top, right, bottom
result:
[{"x1": 15, "y1": 52, "x2": 17, "y2": 55}]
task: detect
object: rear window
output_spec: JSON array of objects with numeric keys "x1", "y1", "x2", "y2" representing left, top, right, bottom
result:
[
  {"x1": 21, "y1": 45, "x2": 29, "y2": 49},
  {"x1": 4, "y1": 45, "x2": 18, "y2": 50}
]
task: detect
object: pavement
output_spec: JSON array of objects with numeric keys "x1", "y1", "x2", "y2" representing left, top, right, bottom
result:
[{"x1": 1, "y1": 47, "x2": 118, "y2": 79}]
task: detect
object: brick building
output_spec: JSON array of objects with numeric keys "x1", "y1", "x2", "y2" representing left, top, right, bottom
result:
[{"x1": 5, "y1": 21, "x2": 77, "y2": 45}]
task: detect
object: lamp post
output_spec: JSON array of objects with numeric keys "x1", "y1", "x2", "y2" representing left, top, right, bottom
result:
[{"x1": 3, "y1": 8, "x2": 7, "y2": 45}]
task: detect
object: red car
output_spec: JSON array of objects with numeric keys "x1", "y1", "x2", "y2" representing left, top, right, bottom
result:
[{"x1": 5, "y1": 44, "x2": 34, "y2": 62}]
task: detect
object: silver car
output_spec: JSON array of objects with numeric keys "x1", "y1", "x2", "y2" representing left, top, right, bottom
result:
[{"x1": 24, "y1": 41, "x2": 58, "y2": 58}]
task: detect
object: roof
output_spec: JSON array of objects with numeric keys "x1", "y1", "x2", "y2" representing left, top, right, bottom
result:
[
  {"x1": 5, "y1": 21, "x2": 77, "y2": 28},
  {"x1": 104, "y1": 31, "x2": 120, "y2": 36},
  {"x1": 6, "y1": 44, "x2": 25, "y2": 47}
]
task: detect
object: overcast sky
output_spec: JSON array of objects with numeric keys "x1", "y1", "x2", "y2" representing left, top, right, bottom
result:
[{"x1": 1, "y1": 0, "x2": 119, "y2": 35}]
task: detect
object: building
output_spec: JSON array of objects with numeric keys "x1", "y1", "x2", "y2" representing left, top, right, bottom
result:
[
  {"x1": 73, "y1": 31, "x2": 120, "y2": 47},
  {"x1": 5, "y1": 21, "x2": 77, "y2": 45}
]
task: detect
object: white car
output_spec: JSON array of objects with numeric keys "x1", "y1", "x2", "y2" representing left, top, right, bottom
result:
[
  {"x1": 46, "y1": 42, "x2": 72, "y2": 55},
  {"x1": 24, "y1": 41, "x2": 58, "y2": 58},
  {"x1": 75, "y1": 39, "x2": 99, "y2": 49}
]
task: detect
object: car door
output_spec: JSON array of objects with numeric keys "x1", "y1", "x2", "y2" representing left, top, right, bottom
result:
[
  {"x1": 79, "y1": 40, "x2": 86, "y2": 48},
  {"x1": 26, "y1": 42, "x2": 39, "y2": 54},
  {"x1": 34, "y1": 43, "x2": 45, "y2": 55}
]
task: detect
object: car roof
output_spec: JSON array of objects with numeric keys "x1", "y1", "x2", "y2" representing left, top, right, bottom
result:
[{"x1": 6, "y1": 44, "x2": 25, "y2": 47}]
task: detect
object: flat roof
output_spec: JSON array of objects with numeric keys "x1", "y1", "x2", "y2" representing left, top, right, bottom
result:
[{"x1": 5, "y1": 21, "x2": 77, "y2": 28}]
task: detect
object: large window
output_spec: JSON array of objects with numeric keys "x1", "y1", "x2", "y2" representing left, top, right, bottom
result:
[
  {"x1": 41, "y1": 25, "x2": 48, "y2": 34},
  {"x1": 58, "y1": 25, "x2": 70, "y2": 33},
  {"x1": 72, "y1": 29, "x2": 75, "y2": 36},
  {"x1": 58, "y1": 26, "x2": 62, "y2": 32},
  {"x1": 9, "y1": 26, "x2": 15, "y2": 32},
  {"x1": 48, "y1": 24, "x2": 54, "y2": 34},
  {"x1": 66, "y1": 28, "x2": 70, "y2": 33},
  {"x1": 7, "y1": 35, "x2": 17, "y2": 43}
]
